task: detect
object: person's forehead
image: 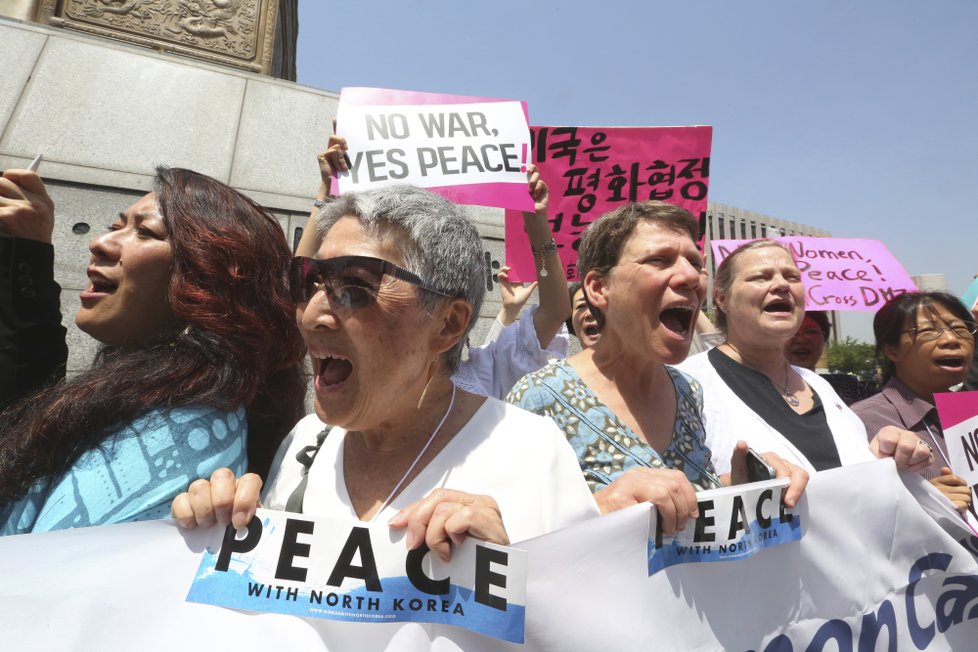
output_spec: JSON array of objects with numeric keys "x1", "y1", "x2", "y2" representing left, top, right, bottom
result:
[
  {"x1": 318, "y1": 215, "x2": 404, "y2": 264},
  {"x1": 621, "y1": 221, "x2": 695, "y2": 255},
  {"x1": 736, "y1": 246, "x2": 794, "y2": 270},
  {"x1": 915, "y1": 303, "x2": 960, "y2": 324}
]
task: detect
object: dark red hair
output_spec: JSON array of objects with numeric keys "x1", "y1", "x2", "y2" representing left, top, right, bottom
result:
[{"x1": 0, "y1": 167, "x2": 306, "y2": 501}]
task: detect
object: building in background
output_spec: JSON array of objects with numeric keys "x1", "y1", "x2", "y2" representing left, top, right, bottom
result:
[{"x1": 911, "y1": 274, "x2": 947, "y2": 293}]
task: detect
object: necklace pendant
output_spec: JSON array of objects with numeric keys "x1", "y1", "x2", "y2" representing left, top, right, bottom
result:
[{"x1": 784, "y1": 392, "x2": 801, "y2": 407}]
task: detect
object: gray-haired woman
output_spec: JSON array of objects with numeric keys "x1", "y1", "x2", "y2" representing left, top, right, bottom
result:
[{"x1": 173, "y1": 184, "x2": 597, "y2": 562}]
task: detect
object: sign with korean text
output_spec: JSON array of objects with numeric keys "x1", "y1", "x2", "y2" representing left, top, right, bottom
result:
[
  {"x1": 711, "y1": 237, "x2": 918, "y2": 311},
  {"x1": 185, "y1": 509, "x2": 527, "y2": 643},
  {"x1": 503, "y1": 126, "x2": 712, "y2": 281},
  {"x1": 335, "y1": 87, "x2": 534, "y2": 211}
]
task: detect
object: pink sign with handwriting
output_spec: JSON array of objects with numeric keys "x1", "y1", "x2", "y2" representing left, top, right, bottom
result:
[
  {"x1": 710, "y1": 237, "x2": 918, "y2": 311},
  {"x1": 503, "y1": 126, "x2": 713, "y2": 282}
]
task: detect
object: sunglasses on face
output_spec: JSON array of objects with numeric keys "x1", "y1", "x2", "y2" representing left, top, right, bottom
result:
[{"x1": 290, "y1": 255, "x2": 450, "y2": 308}]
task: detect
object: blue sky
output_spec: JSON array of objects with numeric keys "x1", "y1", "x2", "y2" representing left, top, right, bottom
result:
[{"x1": 295, "y1": 1, "x2": 978, "y2": 341}]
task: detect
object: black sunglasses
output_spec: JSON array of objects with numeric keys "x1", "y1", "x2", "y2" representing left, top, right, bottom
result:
[{"x1": 290, "y1": 255, "x2": 451, "y2": 308}]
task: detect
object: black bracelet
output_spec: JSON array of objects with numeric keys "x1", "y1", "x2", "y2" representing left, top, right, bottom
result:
[{"x1": 530, "y1": 238, "x2": 558, "y2": 256}]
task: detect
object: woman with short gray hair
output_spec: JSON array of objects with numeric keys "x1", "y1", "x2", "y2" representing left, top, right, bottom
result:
[{"x1": 173, "y1": 183, "x2": 598, "y2": 601}]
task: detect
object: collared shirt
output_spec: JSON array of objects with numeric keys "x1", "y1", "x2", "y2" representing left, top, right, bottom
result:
[{"x1": 851, "y1": 377, "x2": 946, "y2": 480}]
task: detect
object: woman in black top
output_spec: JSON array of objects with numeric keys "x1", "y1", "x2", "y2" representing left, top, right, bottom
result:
[{"x1": 679, "y1": 240, "x2": 934, "y2": 476}]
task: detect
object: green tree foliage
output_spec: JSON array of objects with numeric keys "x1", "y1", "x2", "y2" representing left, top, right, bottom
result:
[{"x1": 826, "y1": 337, "x2": 878, "y2": 377}]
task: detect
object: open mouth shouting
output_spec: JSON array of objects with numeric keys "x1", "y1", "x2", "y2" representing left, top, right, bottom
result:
[
  {"x1": 763, "y1": 299, "x2": 794, "y2": 316},
  {"x1": 80, "y1": 268, "x2": 118, "y2": 303},
  {"x1": 934, "y1": 355, "x2": 967, "y2": 374},
  {"x1": 659, "y1": 304, "x2": 696, "y2": 339},
  {"x1": 312, "y1": 352, "x2": 354, "y2": 391}
]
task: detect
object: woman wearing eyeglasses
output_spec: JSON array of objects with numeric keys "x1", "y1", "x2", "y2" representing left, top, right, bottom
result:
[
  {"x1": 852, "y1": 292, "x2": 977, "y2": 512},
  {"x1": 172, "y1": 181, "x2": 598, "y2": 582}
]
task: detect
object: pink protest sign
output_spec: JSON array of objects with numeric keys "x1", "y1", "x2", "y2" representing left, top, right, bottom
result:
[
  {"x1": 934, "y1": 391, "x2": 978, "y2": 524},
  {"x1": 504, "y1": 126, "x2": 713, "y2": 282},
  {"x1": 335, "y1": 87, "x2": 534, "y2": 212},
  {"x1": 710, "y1": 237, "x2": 918, "y2": 312}
]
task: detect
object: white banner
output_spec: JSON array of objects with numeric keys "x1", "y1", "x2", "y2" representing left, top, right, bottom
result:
[{"x1": 1, "y1": 460, "x2": 977, "y2": 651}]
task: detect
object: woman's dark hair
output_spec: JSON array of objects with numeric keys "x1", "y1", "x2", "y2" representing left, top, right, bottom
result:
[
  {"x1": 565, "y1": 281, "x2": 583, "y2": 336},
  {"x1": 576, "y1": 201, "x2": 698, "y2": 330},
  {"x1": 873, "y1": 291, "x2": 977, "y2": 383},
  {"x1": 0, "y1": 167, "x2": 306, "y2": 502}
]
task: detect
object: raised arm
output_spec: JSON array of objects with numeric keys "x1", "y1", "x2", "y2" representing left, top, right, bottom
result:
[
  {"x1": 0, "y1": 169, "x2": 66, "y2": 407},
  {"x1": 294, "y1": 127, "x2": 348, "y2": 257},
  {"x1": 523, "y1": 165, "x2": 570, "y2": 348}
]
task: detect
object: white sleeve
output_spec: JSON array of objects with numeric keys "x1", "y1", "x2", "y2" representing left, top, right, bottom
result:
[
  {"x1": 454, "y1": 304, "x2": 568, "y2": 400},
  {"x1": 483, "y1": 316, "x2": 506, "y2": 344}
]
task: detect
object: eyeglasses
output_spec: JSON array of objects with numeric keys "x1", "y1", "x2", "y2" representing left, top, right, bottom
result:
[
  {"x1": 906, "y1": 322, "x2": 978, "y2": 342},
  {"x1": 290, "y1": 255, "x2": 450, "y2": 308}
]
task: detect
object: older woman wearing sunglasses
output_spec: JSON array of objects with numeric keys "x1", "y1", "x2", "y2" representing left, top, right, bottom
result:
[{"x1": 173, "y1": 182, "x2": 597, "y2": 571}]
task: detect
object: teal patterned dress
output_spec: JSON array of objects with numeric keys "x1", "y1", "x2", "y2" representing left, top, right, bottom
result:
[
  {"x1": 0, "y1": 404, "x2": 247, "y2": 535},
  {"x1": 507, "y1": 360, "x2": 721, "y2": 492}
]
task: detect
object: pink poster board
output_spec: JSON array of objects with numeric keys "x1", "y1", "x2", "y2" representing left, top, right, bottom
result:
[
  {"x1": 709, "y1": 237, "x2": 918, "y2": 312},
  {"x1": 335, "y1": 87, "x2": 534, "y2": 211},
  {"x1": 934, "y1": 391, "x2": 978, "y2": 524},
  {"x1": 504, "y1": 126, "x2": 713, "y2": 282}
]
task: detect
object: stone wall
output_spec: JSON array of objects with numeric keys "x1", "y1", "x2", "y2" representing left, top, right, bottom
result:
[{"x1": 0, "y1": 17, "x2": 513, "y2": 381}]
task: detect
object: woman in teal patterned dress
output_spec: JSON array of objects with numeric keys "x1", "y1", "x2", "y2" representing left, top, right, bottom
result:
[
  {"x1": 508, "y1": 201, "x2": 808, "y2": 533},
  {"x1": 0, "y1": 167, "x2": 305, "y2": 534}
]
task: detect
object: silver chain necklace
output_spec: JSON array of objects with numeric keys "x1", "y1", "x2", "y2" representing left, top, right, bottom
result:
[{"x1": 782, "y1": 362, "x2": 801, "y2": 407}]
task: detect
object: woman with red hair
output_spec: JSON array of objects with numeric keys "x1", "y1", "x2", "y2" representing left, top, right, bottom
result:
[{"x1": 0, "y1": 166, "x2": 305, "y2": 534}]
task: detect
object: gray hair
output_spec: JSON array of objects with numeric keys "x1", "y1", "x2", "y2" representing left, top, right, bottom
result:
[{"x1": 316, "y1": 185, "x2": 485, "y2": 372}]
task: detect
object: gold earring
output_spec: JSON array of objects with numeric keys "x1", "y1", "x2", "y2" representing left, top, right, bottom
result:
[{"x1": 417, "y1": 355, "x2": 440, "y2": 410}]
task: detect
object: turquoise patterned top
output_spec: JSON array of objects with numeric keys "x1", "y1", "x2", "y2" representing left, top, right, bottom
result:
[
  {"x1": 0, "y1": 404, "x2": 247, "y2": 535},
  {"x1": 507, "y1": 360, "x2": 721, "y2": 492}
]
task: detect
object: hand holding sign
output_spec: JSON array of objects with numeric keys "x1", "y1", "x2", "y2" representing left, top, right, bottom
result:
[
  {"x1": 594, "y1": 467, "x2": 700, "y2": 534},
  {"x1": 319, "y1": 123, "x2": 350, "y2": 180},
  {"x1": 0, "y1": 168, "x2": 55, "y2": 243},
  {"x1": 930, "y1": 467, "x2": 973, "y2": 513},
  {"x1": 388, "y1": 489, "x2": 510, "y2": 563},
  {"x1": 726, "y1": 440, "x2": 809, "y2": 509},
  {"x1": 172, "y1": 467, "x2": 262, "y2": 530}
]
